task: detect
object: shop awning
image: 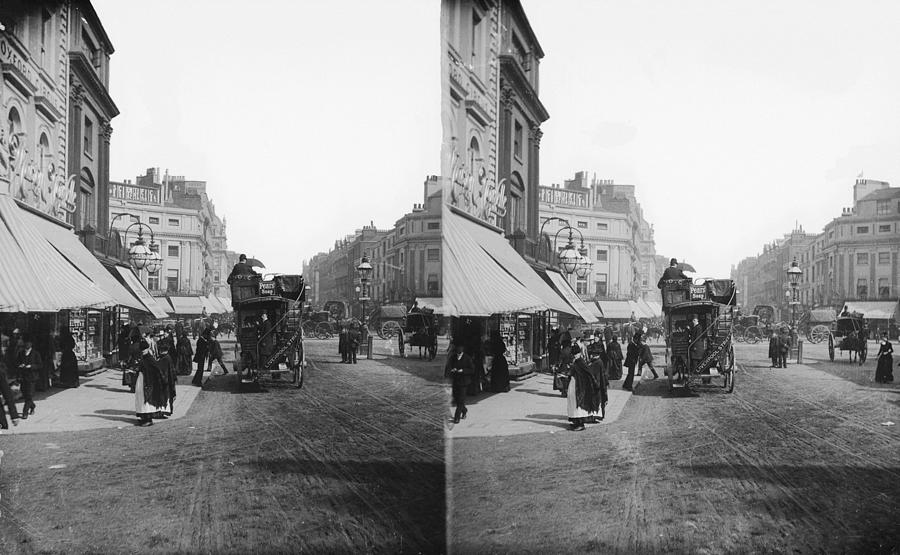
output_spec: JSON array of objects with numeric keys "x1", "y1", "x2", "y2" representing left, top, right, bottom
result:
[
  {"x1": 415, "y1": 297, "x2": 445, "y2": 314},
  {"x1": 645, "y1": 300, "x2": 663, "y2": 318},
  {"x1": 461, "y1": 217, "x2": 581, "y2": 317},
  {"x1": 205, "y1": 294, "x2": 228, "y2": 314},
  {"x1": 541, "y1": 270, "x2": 599, "y2": 324},
  {"x1": 0, "y1": 195, "x2": 116, "y2": 312},
  {"x1": 110, "y1": 266, "x2": 170, "y2": 318},
  {"x1": 199, "y1": 295, "x2": 218, "y2": 315},
  {"x1": 153, "y1": 296, "x2": 174, "y2": 315},
  {"x1": 168, "y1": 296, "x2": 206, "y2": 316},
  {"x1": 841, "y1": 301, "x2": 899, "y2": 321},
  {"x1": 443, "y1": 209, "x2": 548, "y2": 317},
  {"x1": 630, "y1": 299, "x2": 656, "y2": 319},
  {"x1": 215, "y1": 295, "x2": 233, "y2": 312},
  {"x1": 596, "y1": 300, "x2": 634, "y2": 320},
  {"x1": 23, "y1": 210, "x2": 146, "y2": 311}
]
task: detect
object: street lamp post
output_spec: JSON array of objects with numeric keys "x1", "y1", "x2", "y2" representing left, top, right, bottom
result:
[
  {"x1": 357, "y1": 252, "x2": 373, "y2": 353},
  {"x1": 553, "y1": 225, "x2": 592, "y2": 281},
  {"x1": 122, "y1": 222, "x2": 162, "y2": 280},
  {"x1": 787, "y1": 257, "x2": 802, "y2": 330}
]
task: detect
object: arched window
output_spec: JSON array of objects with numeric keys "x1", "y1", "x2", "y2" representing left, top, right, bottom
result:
[
  {"x1": 468, "y1": 136, "x2": 480, "y2": 170},
  {"x1": 38, "y1": 133, "x2": 50, "y2": 174},
  {"x1": 7, "y1": 107, "x2": 21, "y2": 138},
  {"x1": 508, "y1": 172, "x2": 526, "y2": 233},
  {"x1": 79, "y1": 168, "x2": 96, "y2": 230}
]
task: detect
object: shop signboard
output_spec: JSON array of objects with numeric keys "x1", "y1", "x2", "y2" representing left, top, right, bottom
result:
[{"x1": 538, "y1": 186, "x2": 588, "y2": 208}]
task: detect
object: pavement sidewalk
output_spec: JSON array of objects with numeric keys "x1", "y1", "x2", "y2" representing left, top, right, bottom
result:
[
  {"x1": 446, "y1": 371, "x2": 645, "y2": 438},
  {"x1": 1, "y1": 367, "x2": 215, "y2": 435}
]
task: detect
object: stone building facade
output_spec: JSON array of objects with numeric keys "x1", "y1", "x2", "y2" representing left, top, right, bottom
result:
[
  {"x1": 538, "y1": 172, "x2": 665, "y2": 303},
  {"x1": 109, "y1": 168, "x2": 229, "y2": 297}
]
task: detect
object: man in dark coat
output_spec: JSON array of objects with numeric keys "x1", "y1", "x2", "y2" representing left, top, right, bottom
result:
[
  {"x1": 447, "y1": 345, "x2": 475, "y2": 423},
  {"x1": 192, "y1": 329, "x2": 210, "y2": 386},
  {"x1": 623, "y1": 334, "x2": 640, "y2": 391},
  {"x1": 658, "y1": 258, "x2": 690, "y2": 288},
  {"x1": 606, "y1": 335, "x2": 623, "y2": 380},
  {"x1": 226, "y1": 254, "x2": 259, "y2": 284},
  {"x1": 347, "y1": 323, "x2": 361, "y2": 364},
  {"x1": 16, "y1": 335, "x2": 41, "y2": 418},
  {"x1": 338, "y1": 324, "x2": 350, "y2": 363},
  {"x1": 548, "y1": 328, "x2": 561, "y2": 369},
  {"x1": 768, "y1": 331, "x2": 781, "y2": 368},
  {"x1": 686, "y1": 314, "x2": 706, "y2": 372},
  {"x1": 636, "y1": 334, "x2": 659, "y2": 379}
]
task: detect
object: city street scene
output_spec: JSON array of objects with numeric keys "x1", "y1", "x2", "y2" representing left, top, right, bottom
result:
[
  {"x1": 0, "y1": 0, "x2": 899, "y2": 554},
  {"x1": 439, "y1": 0, "x2": 899, "y2": 554}
]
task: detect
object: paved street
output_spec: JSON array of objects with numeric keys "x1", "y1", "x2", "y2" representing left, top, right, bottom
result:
[
  {"x1": 0, "y1": 338, "x2": 446, "y2": 554},
  {"x1": 448, "y1": 340, "x2": 900, "y2": 554}
]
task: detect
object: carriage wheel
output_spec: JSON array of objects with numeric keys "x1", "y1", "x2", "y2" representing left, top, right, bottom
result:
[
  {"x1": 291, "y1": 345, "x2": 304, "y2": 389},
  {"x1": 809, "y1": 325, "x2": 830, "y2": 344},
  {"x1": 724, "y1": 368, "x2": 735, "y2": 393},
  {"x1": 859, "y1": 341, "x2": 867, "y2": 365},
  {"x1": 397, "y1": 330, "x2": 405, "y2": 355},
  {"x1": 315, "y1": 322, "x2": 332, "y2": 340},
  {"x1": 381, "y1": 321, "x2": 401, "y2": 339},
  {"x1": 744, "y1": 326, "x2": 761, "y2": 344},
  {"x1": 828, "y1": 334, "x2": 835, "y2": 361}
]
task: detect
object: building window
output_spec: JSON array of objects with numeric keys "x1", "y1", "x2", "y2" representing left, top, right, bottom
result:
[
  {"x1": 878, "y1": 278, "x2": 890, "y2": 299},
  {"x1": 167, "y1": 269, "x2": 179, "y2": 293},
  {"x1": 876, "y1": 200, "x2": 890, "y2": 215},
  {"x1": 149, "y1": 216, "x2": 160, "y2": 225},
  {"x1": 856, "y1": 253, "x2": 868, "y2": 265},
  {"x1": 427, "y1": 248, "x2": 440, "y2": 262},
  {"x1": 857, "y1": 278, "x2": 868, "y2": 299},
  {"x1": 576, "y1": 278, "x2": 588, "y2": 295},
  {"x1": 597, "y1": 222, "x2": 608, "y2": 231},
  {"x1": 471, "y1": 9, "x2": 484, "y2": 77},
  {"x1": 514, "y1": 120, "x2": 523, "y2": 159},
  {"x1": 78, "y1": 168, "x2": 96, "y2": 230},
  {"x1": 597, "y1": 249, "x2": 608, "y2": 262},
  {"x1": 398, "y1": 225, "x2": 405, "y2": 236},
  {"x1": 856, "y1": 226, "x2": 869, "y2": 234},
  {"x1": 427, "y1": 274, "x2": 439, "y2": 295},
  {"x1": 577, "y1": 221, "x2": 587, "y2": 228},
  {"x1": 828, "y1": 229, "x2": 834, "y2": 240},
  {"x1": 37, "y1": 133, "x2": 50, "y2": 173},
  {"x1": 878, "y1": 224, "x2": 891, "y2": 233},
  {"x1": 427, "y1": 222, "x2": 440, "y2": 230},
  {"x1": 595, "y1": 274, "x2": 608, "y2": 297},
  {"x1": 214, "y1": 273, "x2": 220, "y2": 283},
  {"x1": 40, "y1": 9, "x2": 52, "y2": 69},
  {"x1": 168, "y1": 218, "x2": 180, "y2": 227},
  {"x1": 83, "y1": 117, "x2": 93, "y2": 156},
  {"x1": 147, "y1": 275, "x2": 159, "y2": 291},
  {"x1": 167, "y1": 245, "x2": 179, "y2": 257}
]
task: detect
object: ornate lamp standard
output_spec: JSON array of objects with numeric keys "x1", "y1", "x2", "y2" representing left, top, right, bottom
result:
[
  {"x1": 553, "y1": 225, "x2": 592, "y2": 281},
  {"x1": 787, "y1": 257, "x2": 802, "y2": 330},
  {"x1": 122, "y1": 222, "x2": 162, "y2": 283},
  {"x1": 357, "y1": 252, "x2": 373, "y2": 348}
]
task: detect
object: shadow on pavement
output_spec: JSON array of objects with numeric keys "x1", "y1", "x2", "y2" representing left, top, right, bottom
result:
[
  {"x1": 82, "y1": 413, "x2": 139, "y2": 424},
  {"x1": 510, "y1": 414, "x2": 572, "y2": 430},
  {"x1": 515, "y1": 388, "x2": 563, "y2": 398}
]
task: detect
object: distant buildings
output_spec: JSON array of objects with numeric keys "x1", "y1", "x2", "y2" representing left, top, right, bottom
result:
[
  {"x1": 109, "y1": 168, "x2": 237, "y2": 298},
  {"x1": 538, "y1": 172, "x2": 667, "y2": 303},
  {"x1": 731, "y1": 179, "x2": 900, "y2": 321}
]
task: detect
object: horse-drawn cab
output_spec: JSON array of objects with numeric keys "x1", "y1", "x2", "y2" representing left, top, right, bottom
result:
[
  {"x1": 399, "y1": 309, "x2": 439, "y2": 360},
  {"x1": 660, "y1": 278, "x2": 737, "y2": 393},
  {"x1": 828, "y1": 312, "x2": 868, "y2": 364},
  {"x1": 230, "y1": 274, "x2": 306, "y2": 390}
]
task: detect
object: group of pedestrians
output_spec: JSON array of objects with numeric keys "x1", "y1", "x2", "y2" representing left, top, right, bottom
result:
[
  {"x1": 338, "y1": 322, "x2": 362, "y2": 364},
  {"x1": 767, "y1": 330, "x2": 793, "y2": 368}
]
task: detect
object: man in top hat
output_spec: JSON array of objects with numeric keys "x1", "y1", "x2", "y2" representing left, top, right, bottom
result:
[
  {"x1": 226, "y1": 254, "x2": 259, "y2": 285},
  {"x1": 657, "y1": 258, "x2": 689, "y2": 288}
]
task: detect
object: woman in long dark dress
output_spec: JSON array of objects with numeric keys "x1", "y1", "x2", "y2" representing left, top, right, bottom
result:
[
  {"x1": 875, "y1": 332, "x2": 894, "y2": 383},
  {"x1": 175, "y1": 332, "x2": 193, "y2": 376},
  {"x1": 135, "y1": 340, "x2": 168, "y2": 426},
  {"x1": 606, "y1": 335, "x2": 623, "y2": 380},
  {"x1": 56, "y1": 327, "x2": 79, "y2": 388},
  {"x1": 490, "y1": 339, "x2": 510, "y2": 393},
  {"x1": 566, "y1": 343, "x2": 600, "y2": 431}
]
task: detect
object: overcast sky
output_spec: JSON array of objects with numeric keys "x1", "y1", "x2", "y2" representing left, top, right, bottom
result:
[
  {"x1": 94, "y1": 1, "x2": 900, "y2": 279},
  {"x1": 93, "y1": 0, "x2": 441, "y2": 274},
  {"x1": 522, "y1": 0, "x2": 900, "y2": 277}
]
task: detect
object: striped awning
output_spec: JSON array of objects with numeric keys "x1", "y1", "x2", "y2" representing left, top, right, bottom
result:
[
  {"x1": 205, "y1": 294, "x2": 228, "y2": 314},
  {"x1": 23, "y1": 210, "x2": 146, "y2": 311},
  {"x1": 168, "y1": 296, "x2": 206, "y2": 316},
  {"x1": 541, "y1": 270, "x2": 599, "y2": 324},
  {"x1": 0, "y1": 195, "x2": 116, "y2": 312},
  {"x1": 596, "y1": 300, "x2": 634, "y2": 320},
  {"x1": 109, "y1": 266, "x2": 170, "y2": 318},
  {"x1": 443, "y1": 208, "x2": 547, "y2": 317},
  {"x1": 215, "y1": 295, "x2": 233, "y2": 313},
  {"x1": 645, "y1": 300, "x2": 663, "y2": 318},
  {"x1": 842, "y1": 301, "x2": 899, "y2": 321},
  {"x1": 199, "y1": 295, "x2": 218, "y2": 315}
]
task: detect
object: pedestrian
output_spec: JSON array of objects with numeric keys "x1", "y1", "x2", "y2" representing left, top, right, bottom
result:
[
  {"x1": 117, "y1": 326, "x2": 131, "y2": 368},
  {"x1": 192, "y1": 328, "x2": 210, "y2": 386},
  {"x1": 686, "y1": 314, "x2": 705, "y2": 372},
  {"x1": 447, "y1": 344, "x2": 474, "y2": 423},
  {"x1": 338, "y1": 324, "x2": 350, "y2": 363},
  {"x1": 779, "y1": 331, "x2": 791, "y2": 368},
  {"x1": 603, "y1": 324, "x2": 613, "y2": 347},
  {"x1": 348, "y1": 323, "x2": 361, "y2": 364},
  {"x1": 175, "y1": 332, "x2": 193, "y2": 376},
  {"x1": 206, "y1": 330, "x2": 228, "y2": 375},
  {"x1": 56, "y1": 326, "x2": 79, "y2": 388},
  {"x1": 636, "y1": 333, "x2": 659, "y2": 379},
  {"x1": 16, "y1": 335, "x2": 40, "y2": 419},
  {"x1": 875, "y1": 332, "x2": 894, "y2": 383},
  {"x1": 623, "y1": 333, "x2": 640, "y2": 391},
  {"x1": 585, "y1": 344, "x2": 609, "y2": 422},
  {"x1": 768, "y1": 331, "x2": 780, "y2": 368},
  {"x1": 157, "y1": 341, "x2": 177, "y2": 416},
  {"x1": 490, "y1": 338, "x2": 510, "y2": 393},
  {"x1": 606, "y1": 334, "x2": 623, "y2": 380},
  {"x1": 258, "y1": 313, "x2": 275, "y2": 366},
  {"x1": 566, "y1": 343, "x2": 600, "y2": 431},
  {"x1": 135, "y1": 339, "x2": 167, "y2": 426},
  {"x1": 0, "y1": 343, "x2": 20, "y2": 431},
  {"x1": 548, "y1": 327, "x2": 561, "y2": 369}
]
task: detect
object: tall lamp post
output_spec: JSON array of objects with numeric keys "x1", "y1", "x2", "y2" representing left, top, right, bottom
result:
[
  {"x1": 357, "y1": 252, "x2": 373, "y2": 349},
  {"x1": 123, "y1": 222, "x2": 162, "y2": 281},
  {"x1": 553, "y1": 225, "x2": 593, "y2": 281},
  {"x1": 787, "y1": 257, "x2": 802, "y2": 330}
]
